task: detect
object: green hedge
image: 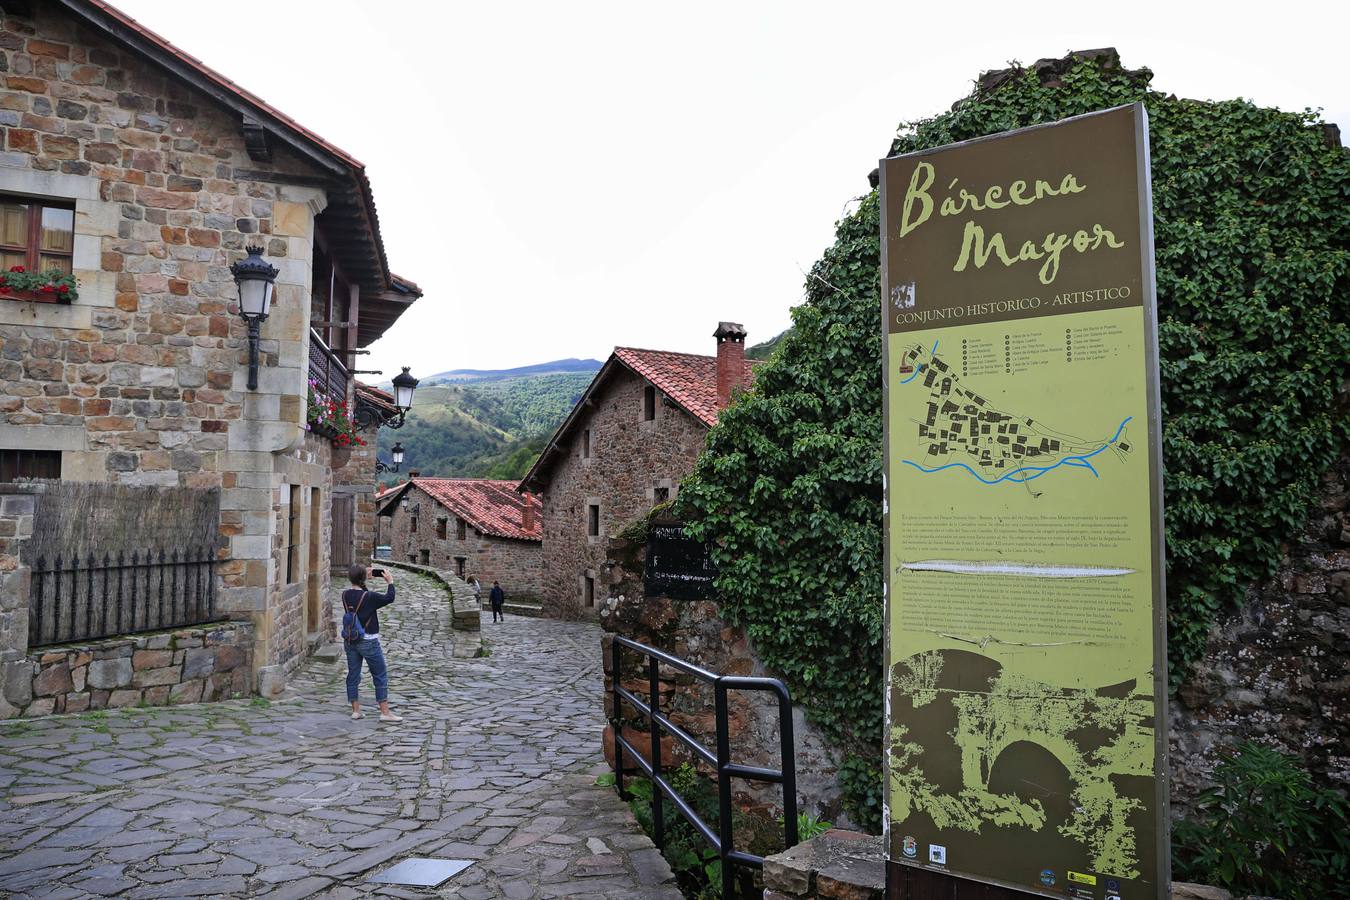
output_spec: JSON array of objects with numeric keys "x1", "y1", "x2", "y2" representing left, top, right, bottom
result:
[{"x1": 676, "y1": 55, "x2": 1350, "y2": 829}]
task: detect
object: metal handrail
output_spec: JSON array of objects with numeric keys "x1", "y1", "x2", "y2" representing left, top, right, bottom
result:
[{"x1": 609, "y1": 633, "x2": 798, "y2": 898}]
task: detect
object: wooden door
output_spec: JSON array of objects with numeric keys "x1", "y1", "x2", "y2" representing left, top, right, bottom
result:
[{"x1": 331, "y1": 495, "x2": 353, "y2": 569}]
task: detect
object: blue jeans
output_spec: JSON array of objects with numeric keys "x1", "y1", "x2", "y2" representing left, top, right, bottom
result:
[{"x1": 345, "y1": 638, "x2": 388, "y2": 703}]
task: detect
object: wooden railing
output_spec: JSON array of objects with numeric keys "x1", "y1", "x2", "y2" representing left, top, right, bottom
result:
[{"x1": 308, "y1": 328, "x2": 349, "y2": 408}]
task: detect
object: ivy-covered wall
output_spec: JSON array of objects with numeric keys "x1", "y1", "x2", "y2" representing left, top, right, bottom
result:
[{"x1": 676, "y1": 50, "x2": 1350, "y2": 829}]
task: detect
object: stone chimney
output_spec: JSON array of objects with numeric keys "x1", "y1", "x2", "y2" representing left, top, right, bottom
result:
[
  {"x1": 714, "y1": 322, "x2": 748, "y2": 408},
  {"x1": 407, "y1": 470, "x2": 420, "y2": 479},
  {"x1": 521, "y1": 492, "x2": 536, "y2": 532}
]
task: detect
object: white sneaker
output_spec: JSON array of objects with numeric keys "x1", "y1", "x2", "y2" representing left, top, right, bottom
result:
[
  {"x1": 379, "y1": 711, "x2": 403, "y2": 723},
  {"x1": 351, "y1": 710, "x2": 363, "y2": 720}
]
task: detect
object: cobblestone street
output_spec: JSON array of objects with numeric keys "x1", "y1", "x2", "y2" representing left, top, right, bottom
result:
[{"x1": 0, "y1": 574, "x2": 679, "y2": 899}]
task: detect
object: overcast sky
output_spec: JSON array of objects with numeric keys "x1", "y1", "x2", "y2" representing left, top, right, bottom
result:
[{"x1": 116, "y1": 1, "x2": 1349, "y2": 378}]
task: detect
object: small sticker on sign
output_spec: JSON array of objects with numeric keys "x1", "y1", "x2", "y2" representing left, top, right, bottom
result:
[
  {"x1": 928, "y1": 844, "x2": 947, "y2": 865},
  {"x1": 1068, "y1": 871, "x2": 1097, "y2": 885}
]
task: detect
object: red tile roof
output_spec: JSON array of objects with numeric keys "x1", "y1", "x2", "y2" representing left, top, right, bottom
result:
[
  {"x1": 613, "y1": 348, "x2": 755, "y2": 428},
  {"x1": 411, "y1": 479, "x2": 541, "y2": 542}
]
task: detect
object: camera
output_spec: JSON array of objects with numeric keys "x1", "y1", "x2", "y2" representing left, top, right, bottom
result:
[{"x1": 370, "y1": 567, "x2": 386, "y2": 579}]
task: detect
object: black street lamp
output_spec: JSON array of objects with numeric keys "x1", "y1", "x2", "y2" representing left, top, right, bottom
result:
[
  {"x1": 230, "y1": 246, "x2": 279, "y2": 391},
  {"x1": 388, "y1": 366, "x2": 420, "y2": 428},
  {"x1": 376, "y1": 441, "x2": 404, "y2": 475}
]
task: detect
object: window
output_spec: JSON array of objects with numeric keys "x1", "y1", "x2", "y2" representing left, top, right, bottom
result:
[
  {"x1": 643, "y1": 385, "x2": 656, "y2": 421},
  {"x1": 456, "y1": 518, "x2": 466, "y2": 541},
  {"x1": 410, "y1": 514, "x2": 418, "y2": 534},
  {"x1": 653, "y1": 486, "x2": 670, "y2": 504},
  {"x1": 455, "y1": 557, "x2": 466, "y2": 578},
  {"x1": 436, "y1": 518, "x2": 447, "y2": 540},
  {"x1": 285, "y1": 485, "x2": 301, "y2": 584},
  {"x1": 587, "y1": 504, "x2": 600, "y2": 537},
  {"x1": 1, "y1": 196, "x2": 74, "y2": 299},
  {"x1": 419, "y1": 548, "x2": 430, "y2": 565},
  {"x1": 582, "y1": 429, "x2": 591, "y2": 459},
  {"x1": 0, "y1": 449, "x2": 61, "y2": 482},
  {"x1": 584, "y1": 576, "x2": 595, "y2": 608}
]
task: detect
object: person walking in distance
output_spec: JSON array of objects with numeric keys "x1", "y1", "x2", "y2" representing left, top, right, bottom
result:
[
  {"x1": 342, "y1": 564, "x2": 402, "y2": 723},
  {"x1": 489, "y1": 580, "x2": 505, "y2": 623},
  {"x1": 468, "y1": 575, "x2": 482, "y2": 606}
]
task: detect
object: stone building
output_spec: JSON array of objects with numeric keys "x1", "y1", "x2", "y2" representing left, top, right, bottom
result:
[
  {"x1": 0, "y1": 0, "x2": 423, "y2": 708},
  {"x1": 377, "y1": 477, "x2": 543, "y2": 597},
  {"x1": 518, "y1": 323, "x2": 754, "y2": 619}
]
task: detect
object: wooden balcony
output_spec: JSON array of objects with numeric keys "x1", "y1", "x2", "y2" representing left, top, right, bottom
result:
[{"x1": 308, "y1": 328, "x2": 349, "y2": 409}]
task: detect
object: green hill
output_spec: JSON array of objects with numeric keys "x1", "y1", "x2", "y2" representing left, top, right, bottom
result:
[{"x1": 376, "y1": 368, "x2": 597, "y2": 482}]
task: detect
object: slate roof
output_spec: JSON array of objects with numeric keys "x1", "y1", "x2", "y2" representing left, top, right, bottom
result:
[
  {"x1": 379, "y1": 479, "x2": 542, "y2": 542},
  {"x1": 517, "y1": 347, "x2": 756, "y2": 493},
  {"x1": 613, "y1": 348, "x2": 754, "y2": 428}
]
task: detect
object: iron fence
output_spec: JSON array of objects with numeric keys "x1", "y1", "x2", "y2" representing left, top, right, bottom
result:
[
  {"x1": 610, "y1": 634, "x2": 798, "y2": 899},
  {"x1": 29, "y1": 548, "x2": 218, "y2": 647}
]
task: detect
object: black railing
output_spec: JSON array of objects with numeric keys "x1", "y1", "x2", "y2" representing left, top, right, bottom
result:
[
  {"x1": 29, "y1": 548, "x2": 218, "y2": 647},
  {"x1": 609, "y1": 634, "x2": 798, "y2": 899}
]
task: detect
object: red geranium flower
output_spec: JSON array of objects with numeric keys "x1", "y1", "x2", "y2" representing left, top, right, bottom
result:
[
  {"x1": 58, "y1": 284, "x2": 69, "y2": 293},
  {"x1": 8, "y1": 265, "x2": 24, "y2": 273}
]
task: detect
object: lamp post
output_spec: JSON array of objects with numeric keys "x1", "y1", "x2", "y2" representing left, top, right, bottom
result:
[{"x1": 230, "y1": 246, "x2": 279, "y2": 391}]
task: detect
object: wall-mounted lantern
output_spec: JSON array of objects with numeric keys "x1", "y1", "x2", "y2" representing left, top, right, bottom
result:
[
  {"x1": 388, "y1": 367, "x2": 420, "y2": 428},
  {"x1": 376, "y1": 441, "x2": 404, "y2": 475},
  {"x1": 230, "y1": 245, "x2": 279, "y2": 391}
]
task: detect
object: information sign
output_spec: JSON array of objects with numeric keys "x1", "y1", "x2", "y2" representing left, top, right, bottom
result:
[{"x1": 880, "y1": 104, "x2": 1168, "y2": 900}]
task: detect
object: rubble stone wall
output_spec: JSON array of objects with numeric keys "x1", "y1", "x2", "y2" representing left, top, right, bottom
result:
[
  {"x1": 1169, "y1": 456, "x2": 1350, "y2": 813},
  {"x1": 600, "y1": 532, "x2": 850, "y2": 829},
  {"x1": 539, "y1": 367, "x2": 708, "y2": 619},
  {"x1": 10, "y1": 620, "x2": 253, "y2": 717}
]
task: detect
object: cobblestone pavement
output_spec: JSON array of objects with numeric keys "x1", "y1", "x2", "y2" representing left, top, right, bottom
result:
[{"x1": 0, "y1": 573, "x2": 680, "y2": 899}]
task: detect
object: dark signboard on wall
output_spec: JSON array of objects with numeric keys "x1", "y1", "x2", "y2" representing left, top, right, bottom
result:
[
  {"x1": 644, "y1": 523, "x2": 717, "y2": 600},
  {"x1": 880, "y1": 104, "x2": 1169, "y2": 900}
]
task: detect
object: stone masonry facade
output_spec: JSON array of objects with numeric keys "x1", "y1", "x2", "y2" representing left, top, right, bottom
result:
[
  {"x1": 0, "y1": 5, "x2": 410, "y2": 701},
  {"x1": 1169, "y1": 454, "x2": 1350, "y2": 814},
  {"x1": 381, "y1": 482, "x2": 544, "y2": 599},
  {"x1": 538, "y1": 366, "x2": 708, "y2": 619},
  {"x1": 14, "y1": 619, "x2": 253, "y2": 717}
]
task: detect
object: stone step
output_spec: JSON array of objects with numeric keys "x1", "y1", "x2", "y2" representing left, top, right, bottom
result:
[{"x1": 312, "y1": 643, "x2": 343, "y2": 663}]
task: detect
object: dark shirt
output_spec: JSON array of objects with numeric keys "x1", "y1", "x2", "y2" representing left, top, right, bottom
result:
[
  {"x1": 342, "y1": 583, "x2": 395, "y2": 636},
  {"x1": 489, "y1": 585, "x2": 504, "y2": 607}
]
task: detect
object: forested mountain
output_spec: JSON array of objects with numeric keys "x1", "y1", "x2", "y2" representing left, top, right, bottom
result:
[{"x1": 375, "y1": 362, "x2": 600, "y2": 482}]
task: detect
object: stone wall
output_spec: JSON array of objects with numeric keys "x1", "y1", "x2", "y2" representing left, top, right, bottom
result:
[
  {"x1": 380, "y1": 483, "x2": 543, "y2": 599},
  {"x1": 540, "y1": 366, "x2": 709, "y2": 619},
  {"x1": 333, "y1": 421, "x2": 379, "y2": 570},
  {"x1": 0, "y1": 6, "x2": 350, "y2": 680},
  {"x1": 600, "y1": 530, "x2": 850, "y2": 829},
  {"x1": 8, "y1": 620, "x2": 253, "y2": 717},
  {"x1": 0, "y1": 486, "x2": 36, "y2": 717},
  {"x1": 1169, "y1": 456, "x2": 1350, "y2": 813}
]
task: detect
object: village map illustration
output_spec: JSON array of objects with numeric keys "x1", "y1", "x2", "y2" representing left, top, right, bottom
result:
[{"x1": 898, "y1": 341, "x2": 1133, "y2": 487}]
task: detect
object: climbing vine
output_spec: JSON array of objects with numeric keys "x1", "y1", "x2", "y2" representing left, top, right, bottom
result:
[{"x1": 676, "y1": 54, "x2": 1350, "y2": 830}]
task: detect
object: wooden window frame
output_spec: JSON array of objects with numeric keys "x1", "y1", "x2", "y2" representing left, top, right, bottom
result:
[
  {"x1": 436, "y1": 517, "x2": 448, "y2": 540},
  {"x1": 0, "y1": 194, "x2": 75, "y2": 305},
  {"x1": 456, "y1": 518, "x2": 467, "y2": 541},
  {"x1": 410, "y1": 514, "x2": 419, "y2": 534}
]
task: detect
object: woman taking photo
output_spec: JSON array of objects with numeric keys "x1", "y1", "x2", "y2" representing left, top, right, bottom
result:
[{"x1": 342, "y1": 564, "x2": 402, "y2": 723}]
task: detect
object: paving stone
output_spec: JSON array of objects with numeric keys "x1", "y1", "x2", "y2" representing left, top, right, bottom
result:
[{"x1": 0, "y1": 574, "x2": 673, "y2": 898}]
